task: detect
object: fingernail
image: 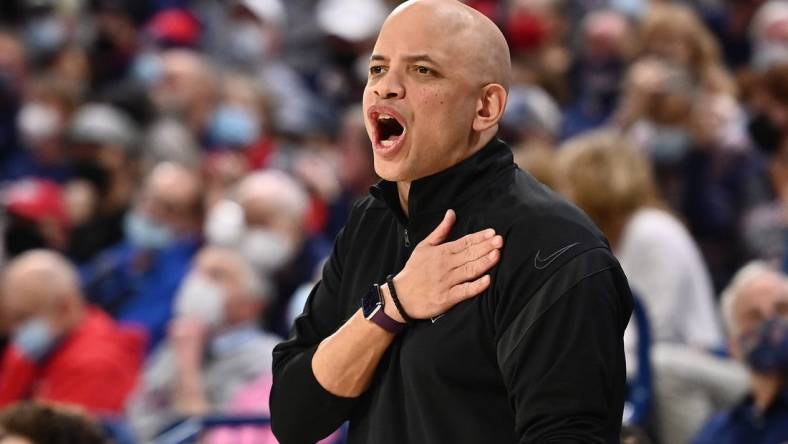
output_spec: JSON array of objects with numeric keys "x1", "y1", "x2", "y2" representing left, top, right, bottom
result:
[
  {"x1": 489, "y1": 250, "x2": 498, "y2": 259},
  {"x1": 485, "y1": 229, "x2": 495, "y2": 238},
  {"x1": 492, "y1": 236, "x2": 503, "y2": 247}
]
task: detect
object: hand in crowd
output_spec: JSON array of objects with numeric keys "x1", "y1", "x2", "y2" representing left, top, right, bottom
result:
[
  {"x1": 385, "y1": 210, "x2": 503, "y2": 322},
  {"x1": 169, "y1": 317, "x2": 210, "y2": 415}
]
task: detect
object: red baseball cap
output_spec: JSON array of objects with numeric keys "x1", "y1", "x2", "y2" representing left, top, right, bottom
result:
[{"x1": 3, "y1": 179, "x2": 69, "y2": 227}]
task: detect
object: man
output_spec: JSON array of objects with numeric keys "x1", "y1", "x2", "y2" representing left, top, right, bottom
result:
[
  {"x1": 81, "y1": 161, "x2": 203, "y2": 350},
  {"x1": 127, "y1": 246, "x2": 279, "y2": 441},
  {"x1": 0, "y1": 401, "x2": 109, "y2": 444},
  {"x1": 1, "y1": 179, "x2": 70, "y2": 263},
  {"x1": 270, "y1": 1, "x2": 632, "y2": 442},
  {"x1": 205, "y1": 170, "x2": 330, "y2": 335},
  {"x1": 0, "y1": 250, "x2": 145, "y2": 415},
  {"x1": 65, "y1": 102, "x2": 140, "y2": 263},
  {"x1": 693, "y1": 262, "x2": 788, "y2": 443}
]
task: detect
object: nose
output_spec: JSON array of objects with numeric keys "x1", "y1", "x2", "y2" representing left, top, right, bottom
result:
[{"x1": 373, "y1": 70, "x2": 405, "y2": 100}]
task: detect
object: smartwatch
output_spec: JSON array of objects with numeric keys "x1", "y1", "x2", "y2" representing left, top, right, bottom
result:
[{"x1": 361, "y1": 284, "x2": 406, "y2": 334}]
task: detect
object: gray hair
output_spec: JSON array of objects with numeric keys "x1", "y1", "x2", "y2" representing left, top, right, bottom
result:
[
  {"x1": 236, "y1": 169, "x2": 310, "y2": 224},
  {"x1": 720, "y1": 261, "x2": 775, "y2": 336}
]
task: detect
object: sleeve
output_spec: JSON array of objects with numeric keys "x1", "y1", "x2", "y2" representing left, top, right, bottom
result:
[
  {"x1": 494, "y1": 247, "x2": 633, "y2": 443},
  {"x1": 270, "y1": 226, "x2": 361, "y2": 444}
]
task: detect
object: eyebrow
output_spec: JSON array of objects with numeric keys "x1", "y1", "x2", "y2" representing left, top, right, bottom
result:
[{"x1": 370, "y1": 54, "x2": 442, "y2": 67}]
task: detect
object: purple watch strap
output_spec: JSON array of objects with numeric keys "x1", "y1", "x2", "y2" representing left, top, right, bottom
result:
[{"x1": 371, "y1": 307, "x2": 406, "y2": 334}]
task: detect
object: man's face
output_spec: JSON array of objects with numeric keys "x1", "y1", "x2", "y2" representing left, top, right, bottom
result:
[
  {"x1": 138, "y1": 165, "x2": 200, "y2": 236},
  {"x1": 362, "y1": 9, "x2": 481, "y2": 182},
  {"x1": 733, "y1": 274, "x2": 788, "y2": 341}
]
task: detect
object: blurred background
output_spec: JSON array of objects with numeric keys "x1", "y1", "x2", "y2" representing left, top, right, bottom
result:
[{"x1": 0, "y1": 0, "x2": 785, "y2": 443}]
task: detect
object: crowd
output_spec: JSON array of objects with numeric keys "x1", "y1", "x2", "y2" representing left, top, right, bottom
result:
[{"x1": 0, "y1": 0, "x2": 784, "y2": 442}]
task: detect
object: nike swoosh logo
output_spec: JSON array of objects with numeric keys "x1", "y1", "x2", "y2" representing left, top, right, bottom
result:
[
  {"x1": 430, "y1": 313, "x2": 446, "y2": 324},
  {"x1": 534, "y1": 242, "x2": 579, "y2": 270}
]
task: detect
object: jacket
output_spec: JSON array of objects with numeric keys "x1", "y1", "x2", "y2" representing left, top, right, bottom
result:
[
  {"x1": 0, "y1": 307, "x2": 146, "y2": 415},
  {"x1": 271, "y1": 138, "x2": 633, "y2": 443}
]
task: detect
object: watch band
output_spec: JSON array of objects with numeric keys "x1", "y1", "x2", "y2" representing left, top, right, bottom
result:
[{"x1": 365, "y1": 284, "x2": 406, "y2": 334}]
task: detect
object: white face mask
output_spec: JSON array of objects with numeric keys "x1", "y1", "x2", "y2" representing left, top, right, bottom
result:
[
  {"x1": 204, "y1": 199, "x2": 245, "y2": 247},
  {"x1": 17, "y1": 102, "x2": 61, "y2": 144},
  {"x1": 173, "y1": 273, "x2": 225, "y2": 328},
  {"x1": 240, "y1": 228, "x2": 296, "y2": 274},
  {"x1": 227, "y1": 22, "x2": 273, "y2": 67}
]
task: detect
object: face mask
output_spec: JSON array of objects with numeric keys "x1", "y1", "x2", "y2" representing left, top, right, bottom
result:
[
  {"x1": 208, "y1": 105, "x2": 262, "y2": 148},
  {"x1": 204, "y1": 199, "x2": 245, "y2": 247},
  {"x1": 227, "y1": 22, "x2": 273, "y2": 67},
  {"x1": 174, "y1": 273, "x2": 225, "y2": 328},
  {"x1": 752, "y1": 42, "x2": 788, "y2": 72},
  {"x1": 240, "y1": 228, "x2": 296, "y2": 274},
  {"x1": 24, "y1": 16, "x2": 67, "y2": 56},
  {"x1": 647, "y1": 126, "x2": 692, "y2": 164},
  {"x1": 131, "y1": 51, "x2": 164, "y2": 87},
  {"x1": 13, "y1": 317, "x2": 57, "y2": 362},
  {"x1": 740, "y1": 315, "x2": 788, "y2": 375},
  {"x1": 124, "y1": 211, "x2": 175, "y2": 250},
  {"x1": 17, "y1": 102, "x2": 61, "y2": 144},
  {"x1": 4, "y1": 217, "x2": 47, "y2": 258},
  {"x1": 749, "y1": 113, "x2": 782, "y2": 155},
  {"x1": 611, "y1": 0, "x2": 648, "y2": 19}
]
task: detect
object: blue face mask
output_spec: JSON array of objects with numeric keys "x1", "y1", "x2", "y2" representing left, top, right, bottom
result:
[
  {"x1": 208, "y1": 105, "x2": 261, "y2": 149},
  {"x1": 124, "y1": 211, "x2": 175, "y2": 250},
  {"x1": 13, "y1": 317, "x2": 57, "y2": 362},
  {"x1": 740, "y1": 315, "x2": 788, "y2": 375}
]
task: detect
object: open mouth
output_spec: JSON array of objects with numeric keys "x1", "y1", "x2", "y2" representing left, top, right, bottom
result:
[{"x1": 375, "y1": 113, "x2": 406, "y2": 147}]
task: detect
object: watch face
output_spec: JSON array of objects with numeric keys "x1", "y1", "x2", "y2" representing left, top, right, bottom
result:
[{"x1": 362, "y1": 284, "x2": 383, "y2": 318}]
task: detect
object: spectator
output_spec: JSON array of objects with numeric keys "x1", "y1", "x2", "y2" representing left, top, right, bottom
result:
[
  {"x1": 149, "y1": 49, "x2": 219, "y2": 139},
  {"x1": 555, "y1": 131, "x2": 747, "y2": 443},
  {"x1": 80, "y1": 161, "x2": 202, "y2": 351},
  {"x1": 204, "y1": 169, "x2": 330, "y2": 335},
  {"x1": 0, "y1": 401, "x2": 109, "y2": 444},
  {"x1": 4, "y1": 76, "x2": 77, "y2": 183},
  {"x1": 1, "y1": 179, "x2": 70, "y2": 264},
  {"x1": 694, "y1": 262, "x2": 788, "y2": 443},
  {"x1": 126, "y1": 246, "x2": 279, "y2": 441},
  {"x1": 637, "y1": 3, "x2": 735, "y2": 96},
  {"x1": 0, "y1": 250, "x2": 145, "y2": 415},
  {"x1": 561, "y1": 9, "x2": 634, "y2": 140},
  {"x1": 65, "y1": 103, "x2": 140, "y2": 263}
]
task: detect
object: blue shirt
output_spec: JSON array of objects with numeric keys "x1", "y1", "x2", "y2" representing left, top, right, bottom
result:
[
  {"x1": 80, "y1": 237, "x2": 201, "y2": 352},
  {"x1": 693, "y1": 388, "x2": 788, "y2": 444}
]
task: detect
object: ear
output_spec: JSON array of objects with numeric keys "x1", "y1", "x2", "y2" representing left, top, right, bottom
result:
[{"x1": 472, "y1": 84, "x2": 507, "y2": 132}]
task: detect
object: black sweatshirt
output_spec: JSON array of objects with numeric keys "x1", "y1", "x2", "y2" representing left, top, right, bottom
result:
[{"x1": 271, "y1": 138, "x2": 633, "y2": 443}]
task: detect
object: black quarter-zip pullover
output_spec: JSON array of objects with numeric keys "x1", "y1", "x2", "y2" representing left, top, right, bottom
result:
[{"x1": 271, "y1": 138, "x2": 633, "y2": 443}]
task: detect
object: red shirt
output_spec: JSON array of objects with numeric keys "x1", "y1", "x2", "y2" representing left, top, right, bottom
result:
[{"x1": 0, "y1": 308, "x2": 146, "y2": 415}]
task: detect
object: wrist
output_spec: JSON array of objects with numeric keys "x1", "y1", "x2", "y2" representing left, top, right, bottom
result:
[{"x1": 380, "y1": 284, "x2": 406, "y2": 324}]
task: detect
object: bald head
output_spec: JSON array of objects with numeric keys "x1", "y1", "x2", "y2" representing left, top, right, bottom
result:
[
  {"x1": 1, "y1": 250, "x2": 83, "y2": 333},
  {"x1": 385, "y1": 0, "x2": 511, "y2": 90}
]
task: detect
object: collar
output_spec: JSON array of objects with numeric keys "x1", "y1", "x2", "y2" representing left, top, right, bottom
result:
[{"x1": 370, "y1": 137, "x2": 514, "y2": 225}]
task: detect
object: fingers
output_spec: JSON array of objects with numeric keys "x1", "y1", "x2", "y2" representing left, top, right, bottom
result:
[
  {"x1": 446, "y1": 228, "x2": 496, "y2": 253},
  {"x1": 447, "y1": 249, "x2": 500, "y2": 286},
  {"x1": 449, "y1": 234, "x2": 503, "y2": 268},
  {"x1": 448, "y1": 274, "x2": 492, "y2": 305},
  {"x1": 426, "y1": 209, "x2": 456, "y2": 246}
]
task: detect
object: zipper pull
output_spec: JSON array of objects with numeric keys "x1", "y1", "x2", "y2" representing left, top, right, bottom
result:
[{"x1": 404, "y1": 229, "x2": 411, "y2": 248}]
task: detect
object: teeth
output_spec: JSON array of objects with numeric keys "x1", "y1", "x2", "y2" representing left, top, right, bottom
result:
[
  {"x1": 381, "y1": 139, "x2": 394, "y2": 147},
  {"x1": 378, "y1": 113, "x2": 394, "y2": 121}
]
